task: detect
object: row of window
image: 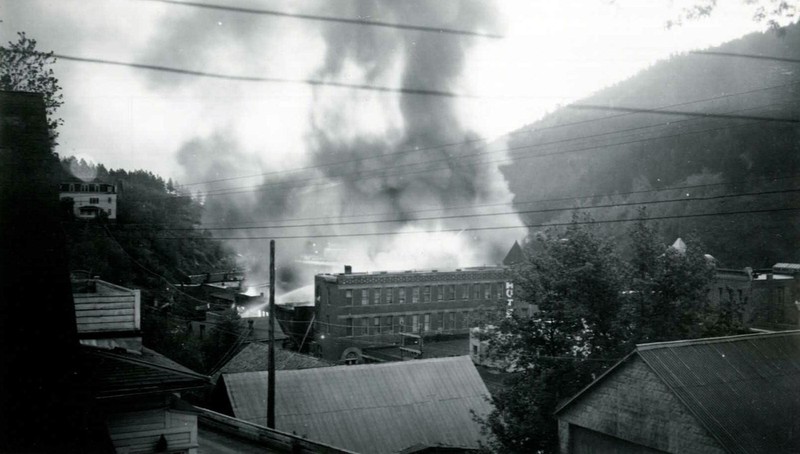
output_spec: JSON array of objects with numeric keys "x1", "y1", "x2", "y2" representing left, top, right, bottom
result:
[
  {"x1": 341, "y1": 282, "x2": 508, "y2": 306},
  {"x1": 341, "y1": 311, "x2": 473, "y2": 336},
  {"x1": 59, "y1": 183, "x2": 115, "y2": 193},
  {"x1": 85, "y1": 197, "x2": 112, "y2": 204}
]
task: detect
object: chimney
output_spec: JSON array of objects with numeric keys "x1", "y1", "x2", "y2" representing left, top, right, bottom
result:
[{"x1": 344, "y1": 265, "x2": 352, "y2": 274}]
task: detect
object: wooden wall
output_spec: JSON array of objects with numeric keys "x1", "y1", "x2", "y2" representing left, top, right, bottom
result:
[
  {"x1": 558, "y1": 357, "x2": 725, "y2": 454},
  {"x1": 73, "y1": 281, "x2": 140, "y2": 333},
  {"x1": 107, "y1": 408, "x2": 197, "y2": 454}
]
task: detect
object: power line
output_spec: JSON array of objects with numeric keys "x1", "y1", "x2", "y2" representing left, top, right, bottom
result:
[
  {"x1": 52, "y1": 53, "x2": 478, "y2": 99},
  {"x1": 124, "y1": 172, "x2": 799, "y2": 229},
  {"x1": 137, "y1": 0, "x2": 504, "y2": 39},
  {"x1": 173, "y1": 114, "x2": 779, "y2": 200},
  {"x1": 174, "y1": 100, "x2": 796, "y2": 200},
  {"x1": 121, "y1": 188, "x2": 800, "y2": 232},
  {"x1": 178, "y1": 81, "x2": 800, "y2": 187},
  {"x1": 115, "y1": 206, "x2": 800, "y2": 240},
  {"x1": 568, "y1": 105, "x2": 799, "y2": 123},
  {"x1": 691, "y1": 50, "x2": 800, "y2": 64}
]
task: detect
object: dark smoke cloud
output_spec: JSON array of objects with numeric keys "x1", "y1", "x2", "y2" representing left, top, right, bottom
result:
[
  {"x1": 171, "y1": 1, "x2": 521, "y2": 291},
  {"x1": 307, "y1": 1, "x2": 503, "y2": 226}
]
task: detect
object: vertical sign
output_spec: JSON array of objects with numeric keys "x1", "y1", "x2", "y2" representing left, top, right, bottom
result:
[{"x1": 505, "y1": 281, "x2": 514, "y2": 317}]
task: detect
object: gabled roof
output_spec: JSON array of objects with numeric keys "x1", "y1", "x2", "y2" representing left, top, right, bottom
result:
[
  {"x1": 557, "y1": 331, "x2": 800, "y2": 454},
  {"x1": 212, "y1": 342, "x2": 332, "y2": 381},
  {"x1": 503, "y1": 240, "x2": 525, "y2": 266},
  {"x1": 219, "y1": 356, "x2": 492, "y2": 454},
  {"x1": 81, "y1": 345, "x2": 210, "y2": 399}
]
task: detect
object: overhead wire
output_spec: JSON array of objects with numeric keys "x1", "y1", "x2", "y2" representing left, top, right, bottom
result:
[
  {"x1": 136, "y1": 0, "x2": 504, "y2": 39},
  {"x1": 120, "y1": 187, "x2": 800, "y2": 232},
  {"x1": 114, "y1": 206, "x2": 800, "y2": 241},
  {"x1": 175, "y1": 80, "x2": 800, "y2": 188}
]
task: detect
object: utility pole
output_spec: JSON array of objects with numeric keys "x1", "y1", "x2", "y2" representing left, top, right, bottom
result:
[{"x1": 267, "y1": 240, "x2": 275, "y2": 429}]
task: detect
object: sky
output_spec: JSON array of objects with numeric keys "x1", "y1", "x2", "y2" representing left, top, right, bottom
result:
[
  {"x1": 1, "y1": 0, "x2": 770, "y2": 180},
  {"x1": 0, "y1": 0, "x2": 784, "y2": 277}
]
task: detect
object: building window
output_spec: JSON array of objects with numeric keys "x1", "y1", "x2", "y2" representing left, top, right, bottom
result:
[
  {"x1": 346, "y1": 318, "x2": 353, "y2": 337},
  {"x1": 484, "y1": 284, "x2": 492, "y2": 299},
  {"x1": 412, "y1": 315, "x2": 420, "y2": 333},
  {"x1": 399, "y1": 287, "x2": 406, "y2": 304},
  {"x1": 463, "y1": 311, "x2": 471, "y2": 328},
  {"x1": 345, "y1": 289, "x2": 353, "y2": 305},
  {"x1": 473, "y1": 284, "x2": 481, "y2": 300},
  {"x1": 374, "y1": 288, "x2": 381, "y2": 305},
  {"x1": 423, "y1": 314, "x2": 431, "y2": 332},
  {"x1": 448, "y1": 312, "x2": 455, "y2": 330},
  {"x1": 89, "y1": 197, "x2": 99, "y2": 204},
  {"x1": 447, "y1": 285, "x2": 455, "y2": 301},
  {"x1": 423, "y1": 286, "x2": 431, "y2": 303},
  {"x1": 373, "y1": 317, "x2": 380, "y2": 334},
  {"x1": 383, "y1": 316, "x2": 392, "y2": 333},
  {"x1": 496, "y1": 283, "x2": 503, "y2": 299},
  {"x1": 386, "y1": 288, "x2": 393, "y2": 305},
  {"x1": 362, "y1": 289, "x2": 369, "y2": 305},
  {"x1": 107, "y1": 197, "x2": 112, "y2": 203},
  {"x1": 462, "y1": 284, "x2": 469, "y2": 300},
  {"x1": 437, "y1": 285, "x2": 444, "y2": 301},
  {"x1": 439, "y1": 312, "x2": 445, "y2": 330},
  {"x1": 361, "y1": 317, "x2": 369, "y2": 335},
  {"x1": 398, "y1": 316, "x2": 405, "y2": 333},
  {"x1": 412, "y1": 287, "x2": 420, "y2": 304}
]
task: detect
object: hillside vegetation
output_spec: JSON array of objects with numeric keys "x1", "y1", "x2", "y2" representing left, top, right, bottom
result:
[{"x1": 501, "y1": 24, "x2": 800, "y2": 267}]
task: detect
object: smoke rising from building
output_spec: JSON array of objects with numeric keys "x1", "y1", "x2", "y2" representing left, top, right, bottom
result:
[{"x1": 171, "y1": 1, "x2": 524, "y2": 291}]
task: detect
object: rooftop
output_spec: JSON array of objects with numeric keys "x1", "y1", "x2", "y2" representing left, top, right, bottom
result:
[
  {"x1": 211, "y1": 342, "x2": 332, "y2": 381},
  {"x1": 557, "y1": 330, "x2": 800, "y2": 454},
  {"x1": 218, "y1": 355, "x2": 492, "y2": 453},
  {"x1": 81, "y1": 345, "x2": 210, "y2": 399}
]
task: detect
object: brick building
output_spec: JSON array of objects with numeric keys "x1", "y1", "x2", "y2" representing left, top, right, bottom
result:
[
  {"x1": 313, "y1": 266, "x2": 519, "y2": 362},
  {"x1": 710, "y1": 264, "x2": 800, "y2": 329},
  {"x1": 556, "y1": 331, "x2": 800, "y2": 454}
]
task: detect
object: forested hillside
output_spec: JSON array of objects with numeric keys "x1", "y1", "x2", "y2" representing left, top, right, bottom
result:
[
  {"x1": 59, "y1": 157, "x2": 235, "y2": 288},
  {"x1": 502, "y1": 24, "x2": 800, "y2": 267}
]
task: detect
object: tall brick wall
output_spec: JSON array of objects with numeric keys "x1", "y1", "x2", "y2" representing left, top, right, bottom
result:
[{"x1": 558, "y1": 357, "x2": 725, "y2": 454}]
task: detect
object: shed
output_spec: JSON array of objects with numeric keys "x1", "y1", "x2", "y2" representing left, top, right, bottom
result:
[
  {"x1": 555, "y1": 330, "x2": 800, "y2": 454},
  {"x1": 212, "y1": 356, "x2": 492, "y2": 453}
]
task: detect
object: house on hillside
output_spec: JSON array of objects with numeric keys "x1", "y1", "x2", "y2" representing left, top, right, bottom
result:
[
  {"x1": 210, "y1": 355, "x2": 493, "y2": 453},
  {"x1": 555, "y1": 331, "x2": 800, "y2": 454},
  {"x1": 59, "y1": 180, "x2": 117, "y2": 220}
]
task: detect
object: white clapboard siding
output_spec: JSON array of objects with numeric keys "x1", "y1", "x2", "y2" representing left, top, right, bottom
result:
[{"x1": 73, "y1": 281, "x2": 141, "y2": 332}]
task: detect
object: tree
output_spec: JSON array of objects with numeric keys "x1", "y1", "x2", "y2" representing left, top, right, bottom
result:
[
  {"x1": 478, "y1": 214, "x2": 728, "y2": 453},
  {"x1": 479, "y1": 217, "x2": 627, "y2": 453},
  {"x1": 669, "y1": 0, "x2": 799, "y2": 29},
  {"x1": 0, "y1": 32, "x2": 64, "y2": 145}
]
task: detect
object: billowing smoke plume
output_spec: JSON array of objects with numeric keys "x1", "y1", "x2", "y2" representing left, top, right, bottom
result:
[{"x1": 163, "y1": 1, "x2": 524, "y2": 292}]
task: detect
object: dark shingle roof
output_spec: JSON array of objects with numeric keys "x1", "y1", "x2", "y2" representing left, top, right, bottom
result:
[
  {"x1": 82, "y1": 346, "x2": 210, "y2": 399},
  {"x1": 218, "y1": 356, "x2": 492, "y2": 454},
  {"x1": 557, "y1": 331, "x2": 800, "y2": 454},
  {"x1": 212, "y1": 342, "x2": 332, "y2": 381}
]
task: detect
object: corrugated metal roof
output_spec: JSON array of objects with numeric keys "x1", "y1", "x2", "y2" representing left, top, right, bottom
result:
[
  {"x1": 220, "y1": 356, "x2": 492, "y2": 453},
  {"x1": 637, "y1": 331, "x2": 800, "y2": 454}
]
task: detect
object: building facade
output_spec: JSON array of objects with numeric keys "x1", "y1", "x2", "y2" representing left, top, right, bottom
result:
[
  {"x1": 313, "y1": 266, "x2": 519, "y2": 362},
  {"x1": 59, "y1": 181, "x2": 117, "y2": 220}
]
